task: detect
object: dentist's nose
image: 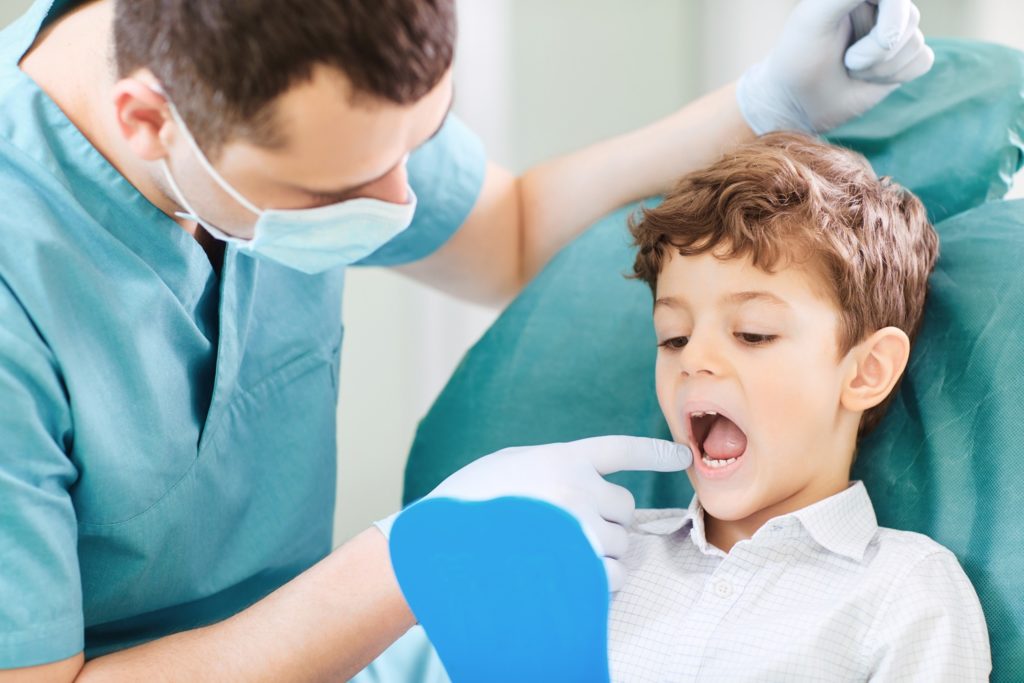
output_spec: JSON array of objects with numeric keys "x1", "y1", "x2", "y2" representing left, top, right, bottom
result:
[{"x1": 360, "y1": 157, "x2": 410, "y2": 204}]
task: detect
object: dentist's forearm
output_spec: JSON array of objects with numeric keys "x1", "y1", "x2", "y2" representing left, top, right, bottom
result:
[
  {"x1": 390, "y1": 84, "x2": 753, "y2": 306},
  {"x1": 517, "y1": 82, "x2": 754, "y2": 282},
  {"x1": 74, "y1": 528, "x2": 414, "y2": 683}
]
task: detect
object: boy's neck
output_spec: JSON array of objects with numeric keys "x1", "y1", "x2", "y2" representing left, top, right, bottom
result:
[{"x1": 703, "y1": 474, "x2": 852, "y2": 554}]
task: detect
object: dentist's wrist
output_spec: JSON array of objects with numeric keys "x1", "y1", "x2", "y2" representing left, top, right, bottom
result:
[
  {"x1": 372, "y1": 509, "x2": 401, "y2": 541},
  {"x1": 736, "y1": 61, "x2": 814, "y2": 136}
]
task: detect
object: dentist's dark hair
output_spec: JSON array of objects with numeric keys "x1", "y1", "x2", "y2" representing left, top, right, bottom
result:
[{"x1": 113, "y1": 0, "x2": 456, "y2": 157}]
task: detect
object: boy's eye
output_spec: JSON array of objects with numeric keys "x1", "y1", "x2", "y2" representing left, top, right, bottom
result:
[
  {"x1": 735, "y1": 332, "x2": 778, "y2": 345},
  {"x1": 658, "y1": 336, "x2": 689, "y2": 350}
]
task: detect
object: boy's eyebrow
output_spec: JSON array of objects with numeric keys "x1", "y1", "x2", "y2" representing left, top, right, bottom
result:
[
  {"x1": 723, "y1": 291, "x2": 791, "y2": 308},
  {"x1": 653, "y1": 291, "x2": 791, "y2": 310},
  {"x1": 654, "y1": 296, "x2": 685, "y2": 310}
]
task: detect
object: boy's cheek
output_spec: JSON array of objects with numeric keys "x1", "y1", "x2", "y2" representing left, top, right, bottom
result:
[
  {"x1": 667, "y1": 421, "x2": 688, "y2": 446},
  {"x1": 750, "y1": 384, "x2": 828, "y2": 457},
  {"x1": 660, "y1": 400, "x2": 687, "y2": 445},
  {"x1": 654, "y1": 373, "x2": 683, "y2": 440}
]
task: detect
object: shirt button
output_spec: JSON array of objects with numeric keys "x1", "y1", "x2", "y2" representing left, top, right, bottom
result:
[{"x1": 713, "y1": 579, "x2": 733, "y2": 598}]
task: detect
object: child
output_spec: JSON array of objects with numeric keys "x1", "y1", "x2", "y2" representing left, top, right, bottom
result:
[{"x1": 612, "y1": 132, "x2": 990, "y2": 681}]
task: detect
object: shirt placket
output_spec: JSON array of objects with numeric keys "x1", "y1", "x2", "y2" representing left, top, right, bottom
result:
[{"x1": 666, "y1": 548, "x2": 757, "y2": 681}]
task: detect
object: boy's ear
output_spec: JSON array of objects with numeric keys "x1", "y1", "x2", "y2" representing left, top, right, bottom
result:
[{"x1": 840, "y1": 327, "x2": 911, "y2": 413}]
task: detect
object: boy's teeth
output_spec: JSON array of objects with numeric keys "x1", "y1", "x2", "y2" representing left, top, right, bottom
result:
[{"x1": 701, "y1": 454, "x2": 738, "y2": 468}]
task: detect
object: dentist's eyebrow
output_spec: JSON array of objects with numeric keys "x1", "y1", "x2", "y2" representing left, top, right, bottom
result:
[
  {"x1": 291, "y1": 90, "x2": 456, "y2": 201},
  {"x1": 293, "y1": 159, "x2": 402, "y2": 203}
]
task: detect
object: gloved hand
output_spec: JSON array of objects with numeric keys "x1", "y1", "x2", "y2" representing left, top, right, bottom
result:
[
  {"x1": 376, "y1": 435, "x2": 692, "y2": 591},
  {"x1": 737, "y1": 0, "x2": 935, "y2": 135}
]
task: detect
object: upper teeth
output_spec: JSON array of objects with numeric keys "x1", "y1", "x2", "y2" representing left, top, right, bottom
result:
[{"x1": 691, "y1": 410, "x2": 717, "y2": 418}]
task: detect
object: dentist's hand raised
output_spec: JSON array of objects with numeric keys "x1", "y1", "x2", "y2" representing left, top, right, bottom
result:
[
  {"x1": 379, "y1": 436, "x2": 692, "y2": 591},
  {"x1": 738, "y1": 0, "x2": 935, "y2": 135}
]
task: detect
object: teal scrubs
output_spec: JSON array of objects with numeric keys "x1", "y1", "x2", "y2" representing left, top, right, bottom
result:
[{"x1": 0, "y1": 0, "x2": 484, "y2": 668}]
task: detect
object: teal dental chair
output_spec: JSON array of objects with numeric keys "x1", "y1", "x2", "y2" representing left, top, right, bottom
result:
[{"x1": 402, "y1": 40, "x2": 1024, "y2": 681}]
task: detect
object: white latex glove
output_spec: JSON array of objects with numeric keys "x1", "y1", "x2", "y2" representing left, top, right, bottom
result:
[
  {"x1": 737, "y1": 0, "x2": 935, "y2": 135},
  {"x1": 376, "y1": 436, "x2": 692, "y2": 592}
]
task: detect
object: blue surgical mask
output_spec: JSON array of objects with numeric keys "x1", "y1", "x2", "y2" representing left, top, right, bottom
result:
[{"x1": 157, "y1": 91, "x2": 417, "y2": 274}]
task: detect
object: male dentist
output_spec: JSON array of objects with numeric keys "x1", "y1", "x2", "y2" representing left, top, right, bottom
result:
[{"x1": 0, "y1": 0, "x2": 931, "y2": 680}]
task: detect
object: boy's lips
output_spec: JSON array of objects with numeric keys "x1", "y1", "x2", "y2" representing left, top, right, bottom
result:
[{"x1": 681, "y1": 399, "x2": 749, "y2": 477}]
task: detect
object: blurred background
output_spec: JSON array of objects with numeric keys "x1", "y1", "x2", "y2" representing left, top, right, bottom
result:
[{"x1": 3, "y1": 0, "x2": 1023, "y2": 543}]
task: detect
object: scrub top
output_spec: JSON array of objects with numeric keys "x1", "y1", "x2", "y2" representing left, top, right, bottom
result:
[{"x1": 0, "y1": 0, "x2": 485, "y2": 668}]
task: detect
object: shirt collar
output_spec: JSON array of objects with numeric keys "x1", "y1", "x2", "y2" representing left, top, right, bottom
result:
[
  {"x1": 789, "y1": 481, "x2": 878, "y2": 562},
  {"x1": 633, "y1": 495, "x2": 725, "y2": 557},
  {"x1": 635, "y1": 481, "x2": 879, "y2": 562}
]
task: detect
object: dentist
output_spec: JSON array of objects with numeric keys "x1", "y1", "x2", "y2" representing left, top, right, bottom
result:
[{"x1": 0, "y1": 0, "x2": 931, "y2": 680}]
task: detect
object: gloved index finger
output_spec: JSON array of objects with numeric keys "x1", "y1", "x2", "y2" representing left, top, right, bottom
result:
[{"x1": 582, "y1": 436, "x2": 693, "y2": 475}]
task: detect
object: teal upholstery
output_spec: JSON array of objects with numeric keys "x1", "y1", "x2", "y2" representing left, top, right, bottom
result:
[
  {"x1": 827, "y1": 40, "x2": 1024, "y2": 224},
  {"x1": 403, "y1": 40, "x2": 1024, "y2": 679}
]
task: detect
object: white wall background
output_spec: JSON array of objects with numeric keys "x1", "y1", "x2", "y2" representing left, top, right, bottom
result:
[{"x1": 2, "y1": 0, "x2": 1023, "y2": 543}]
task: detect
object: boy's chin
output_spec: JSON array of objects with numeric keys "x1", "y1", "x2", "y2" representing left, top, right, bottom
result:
[{"x1": 696, "y1": 487, "x2": 763, "y2": 523}]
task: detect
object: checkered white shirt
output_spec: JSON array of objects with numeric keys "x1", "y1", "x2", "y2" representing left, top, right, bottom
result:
[{"x1": 608, "y1": 482, "x2": 991, "y2": 682}]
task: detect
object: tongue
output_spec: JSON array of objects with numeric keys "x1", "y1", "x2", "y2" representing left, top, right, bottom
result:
[{"x1": 703, "y1": 415, "x2": 747, "y2": 460}]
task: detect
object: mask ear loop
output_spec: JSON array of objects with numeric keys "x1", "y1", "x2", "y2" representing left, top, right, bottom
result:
[
  {"x1": 159, "y1": 158, "x2": 248, "y2": 245},
  {"x1": 150, "y1": 82, "x2": 264, "y2": 217}
]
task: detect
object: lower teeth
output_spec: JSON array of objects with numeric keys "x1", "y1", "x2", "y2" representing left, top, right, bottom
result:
[{"x1": 702, "y1": 454, "x2": 738, "y2": 468}]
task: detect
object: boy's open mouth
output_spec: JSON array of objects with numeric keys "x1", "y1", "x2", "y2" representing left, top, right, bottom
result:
[{"x1": 689, "y1": 410, "x2": 748, "y2": 469}]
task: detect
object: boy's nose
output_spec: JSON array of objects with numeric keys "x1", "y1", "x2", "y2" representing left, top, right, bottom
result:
[{"x1": 678, "y1": 334, "x2": 720, "y2": 377}]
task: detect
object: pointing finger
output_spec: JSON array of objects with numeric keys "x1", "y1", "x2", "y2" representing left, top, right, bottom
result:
[{"x1": 580, "y1": 436, "x2": 693, "y2": 475}]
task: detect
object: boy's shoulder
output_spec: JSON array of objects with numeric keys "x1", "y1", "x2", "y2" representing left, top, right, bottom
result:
[
  {"x1": 873, "y1": 525, "x2": 955, "y2": 556},
  {"x1": 869, "y1": 525, "x2": 967, "y2": 580}
]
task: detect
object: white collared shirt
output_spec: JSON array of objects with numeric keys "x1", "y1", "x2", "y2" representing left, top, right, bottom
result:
[{"x1": 608, "y1": 482, "x2": 991, "y2": 682}]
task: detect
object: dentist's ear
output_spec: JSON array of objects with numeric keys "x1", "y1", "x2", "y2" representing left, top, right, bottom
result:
[
  {"x1": 111, "y1": 73, "x2": 173, "y2": 161},
  {"x1": 840, "y1": 326, "x2": 911, "y2": 412}
]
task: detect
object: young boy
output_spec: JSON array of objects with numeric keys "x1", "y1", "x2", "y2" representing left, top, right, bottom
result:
[{"x1": 612, "y1": 132, "x2": 991, "y2": 681}]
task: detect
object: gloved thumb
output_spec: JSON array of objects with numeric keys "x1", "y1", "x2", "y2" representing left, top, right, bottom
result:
[
  {"x1": 797, "y1": 0, "x2": 874, "y2": 26},
  {"x1": 845, "y1": 0, "x2": 917, "y2": 71},
  {"x1": 578, "y1": 435, "x2": 693, "y2": 475},
  {"x1": 866, "y1": 0, "x2": 912, "y2": 50}
]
